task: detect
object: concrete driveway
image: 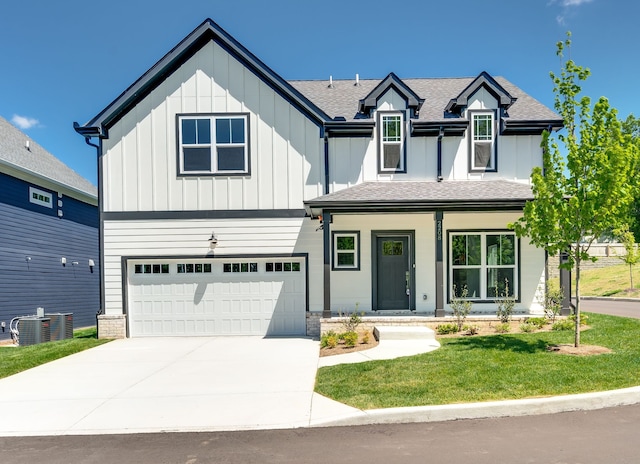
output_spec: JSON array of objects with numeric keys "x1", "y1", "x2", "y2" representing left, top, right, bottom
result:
[{"x1": 0, "y1": 337, "x2": 348, "y2": 436}]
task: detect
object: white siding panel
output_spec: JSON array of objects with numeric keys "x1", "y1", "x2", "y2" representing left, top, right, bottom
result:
[{"x1": 102, "y1": 41, "x2": 323, "y2": 213}]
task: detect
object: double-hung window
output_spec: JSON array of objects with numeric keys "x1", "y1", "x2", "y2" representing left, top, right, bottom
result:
[
  {"x1": 450, "y1": 232, "x2": 517, "y2": 300},
  {"x1": 178, "y1": 114, "x2": 249, "y2": 175},
  {"x1": 379, "y1": 112, "x2": 404, "y2": 172},
  {"x1": 332, "y1": 232, "x2": 360, "y2": 270},
  {"x1": 470, "y1": 111, "x2": 496, "y2": 171}
]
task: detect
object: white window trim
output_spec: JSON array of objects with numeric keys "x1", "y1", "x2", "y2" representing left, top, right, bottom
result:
[
  {"x1": 470, "y1": 111, "x2": 496, "y2": 172},
  {"x1": 379, "y1": 112, "x2": 405, "y2": 172},
  {"x1": 333, "y1": 231, "x2": 360, "y2": 270},
  {"x1": 178, "y1": 113, "x2": 249, "y2": 175},
  {"x1": 449, "y1": 231, "x2": 518, "y2": 301},
  {"x1": 29, "y1": 186, "x2": 53, "y2": 208}
]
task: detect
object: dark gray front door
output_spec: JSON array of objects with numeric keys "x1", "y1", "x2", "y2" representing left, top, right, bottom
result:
[{"x1": 376, "y1": 236, "x2": 410, "y2": 310}]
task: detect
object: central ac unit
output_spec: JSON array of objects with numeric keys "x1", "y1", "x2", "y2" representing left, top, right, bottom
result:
[
  {"x1": 46, "y1": 313, "x2": 73, "y2": 340},
  {"x1": 18, "y1": 317, "x2": 51, "y2": 346}
]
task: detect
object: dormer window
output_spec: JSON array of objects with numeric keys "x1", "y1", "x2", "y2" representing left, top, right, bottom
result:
[
  {"x1": 470, "y1": 111, "x2": 496, "y2": 172},
  {"x1": 379, "y1": 112, "x2": 405, "y2": 173}
]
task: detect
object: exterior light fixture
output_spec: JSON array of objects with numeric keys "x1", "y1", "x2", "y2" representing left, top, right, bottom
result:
[
  {"x1": 89, "y1": 259, "x2": 95, "y2": 273},
  {"x1": 61, "y1": 257, "x2": 66, "y2": 266},
  {"x1": 208, "y1": 231, "x2": 218, "y2": 250}
]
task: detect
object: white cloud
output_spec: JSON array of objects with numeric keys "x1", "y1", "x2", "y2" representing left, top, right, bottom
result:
[
  {"x1": 561, "y1": 0, "x2": 593, "y2": 6},
  {"x1": 11, "y1": 114, "x2": 40, "y2": 130}
]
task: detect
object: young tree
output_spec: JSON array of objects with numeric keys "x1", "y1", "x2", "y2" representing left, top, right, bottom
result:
[
  {"x1": 621, "y1": 114, "x2": 640, "y2": 242},
  {"x1": 511, "y1": 33, "x2": 638, "y2": 347},
  {"x1": 614, "y1": 224, "x2": 640, "y2": 290}
]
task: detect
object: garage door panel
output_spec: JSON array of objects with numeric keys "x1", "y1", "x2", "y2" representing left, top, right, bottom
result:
[{"x1": 129, "y1": 258, "x2": 306, "y2": 337}]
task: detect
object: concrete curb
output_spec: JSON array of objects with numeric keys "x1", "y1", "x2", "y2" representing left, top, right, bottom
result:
[
  {"x1": 311, "y1": 386, "x2": 640, "y2": 428},
  {"x1": 581, "y1": 296, "x2": 640, "y2": 303}
]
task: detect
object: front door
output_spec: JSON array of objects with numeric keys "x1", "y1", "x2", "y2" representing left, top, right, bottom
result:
[{"x1": 375, "y1": 235, "x2": 412, "y2": 310}]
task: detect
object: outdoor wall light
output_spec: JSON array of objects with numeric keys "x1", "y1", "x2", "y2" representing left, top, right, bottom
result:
[
  {"x1": 61, "y1": 257, "x2": 66, "y2": 266},
  {"x1": 89, "y1": 259, "x2": 95, "y2": 273},
  {"x1": 208, "y1": 231, "x2": 218, "y2": 250}
]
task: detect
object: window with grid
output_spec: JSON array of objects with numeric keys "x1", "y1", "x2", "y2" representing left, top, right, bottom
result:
[
  {"x1": 333, "y1": 232, "x2": 359, "y2": 270},
  {"x1": 380, "y1": 113, "x2": 404, "y2": 171},
  {"x1": 471, "y1": 112, "x2": 495, "y2": 171},
  {"x1": 179, "y1": 114, "x2": 248, "y2": 175}
]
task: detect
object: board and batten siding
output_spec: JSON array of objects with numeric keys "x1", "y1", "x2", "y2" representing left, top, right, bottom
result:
[
  {"x1": 101, "y1": 40, "x2": 324, "y2": 213},
  {"x1": 102, "y1": 217, "x2": 323, "y2": 316},
  {"x1": 0, "y1": 176, "x2": 99, "y2": 339}
]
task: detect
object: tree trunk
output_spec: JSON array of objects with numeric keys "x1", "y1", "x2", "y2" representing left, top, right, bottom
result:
[
  {"x1": 630, "y1": 264, "x2": 634, "y2": 289},
  {"x1": 574, "y1": 253, "x2": 581, "y2": 348}
]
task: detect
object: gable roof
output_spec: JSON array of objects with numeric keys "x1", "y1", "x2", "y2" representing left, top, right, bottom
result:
[
  {"x1": 0, "y1": 116, "x2": 97, "y2": 201},
  {"x1": 444, "y1": 71, "x2": 516, "y2": 113},
  {"x1": 75, "y1": 18, "x2": 331, "y2": 138},
  {"x1": 359, "y1": 72, "x2": 424, "y2": 115}
]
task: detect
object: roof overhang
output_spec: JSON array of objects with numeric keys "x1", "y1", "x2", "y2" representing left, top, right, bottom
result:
[
  {"x1": 411, "y1": 120, "x2": 469, "y2": 137},
  {"x1": 501, "y1": 119, "x2": 564, "y2": 135}
]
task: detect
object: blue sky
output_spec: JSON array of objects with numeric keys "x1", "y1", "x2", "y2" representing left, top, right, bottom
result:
[{"x1": 1, "y1": 0, "x2": 636, "y2": 186}]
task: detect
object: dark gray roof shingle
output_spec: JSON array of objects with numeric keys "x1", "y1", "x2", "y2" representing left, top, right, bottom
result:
[
  {"x1": 305, "y1": 180, "x2": 533, "y2": 207},
  {"x1": 289, "y1": 76, "x2": 559, "y2": 123},
  {"x1": 0, "y1": 116, "x2": 97, "y2": 199}
]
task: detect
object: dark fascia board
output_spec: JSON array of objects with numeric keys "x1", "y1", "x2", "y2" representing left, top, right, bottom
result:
[
  {"x1": 75, "y1": 18, "x2": 331, "y2": 138},
  {"x1": 359, "y1": 72, "x2": 425, "y2": 114},
  {"x1": 411, "y1": 120, "x2": 469, "y2": 137},
  {"x1": 305, "y1": 199, "x2": 527, "y2": 217},
  {"x1": 324, "y1": 121, "x2": 375, "y2": 137},
  {"x1": 445, "y1": 71, "x2": 516, "y2": 114},
  {"x1": 501, "y1": 118, "x2": 564, "y2": 135}
]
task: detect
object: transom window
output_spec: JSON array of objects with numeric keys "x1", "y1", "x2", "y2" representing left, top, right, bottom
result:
[
  {"x1": 450, "y1": 232, "x2": 517, "y2": 300},
  {"x1": 178, "y1": 114, "x2": 249, "y2": 175},
  {"x1": 177, "y1": 263, "x2": 212, "y2": 273},
  {"x1": 266, "y1": 262, "x2": 301, "y2": 272},
  {"x1": 135, "y1": 263, "x2": 170, "y2": 274},
  {"x1": 470, "y1": 112, "x2": 496, "y2": 171},
  {"x1": 380, "y1": 113, "x2": 404, "y2": 172},
  {"x1": 333, "y1": 232, "x2": 360, "y2": 270}
]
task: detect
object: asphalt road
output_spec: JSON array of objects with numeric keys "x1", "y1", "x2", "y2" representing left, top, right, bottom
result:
[
  {"x1": 580, "y1": 298, "x2": 640, "y2": 318},
  {"x1": 2, "y1": 404, "x2": 640, "y2": 464}
]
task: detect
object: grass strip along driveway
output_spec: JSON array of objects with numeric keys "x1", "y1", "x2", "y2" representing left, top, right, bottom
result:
[
  {"x1": 0, "y1": 328, "x2": 109, "y2": 379},
  {"x1": 315, "y1": 313, "x2": 640, "y2": 410}
]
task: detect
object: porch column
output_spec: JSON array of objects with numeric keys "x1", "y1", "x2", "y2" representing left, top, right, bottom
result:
[
  {"x1": 559, "y1": 251, "x2": 572, "y2": 315},
  {"x1": 322, "y1": 211, "x2": 332, "y2": 318},
  {"x1": 435, "y1": 211, "x2": 445, "y2": 317}
]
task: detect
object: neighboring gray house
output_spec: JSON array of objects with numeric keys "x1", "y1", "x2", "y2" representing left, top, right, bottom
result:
[
  {"x1": 74, "y1": 18, "x2": 562, "y2": 339},
  {"x1": 0, "y1": 115, "x2": 99, "y2": 340}
]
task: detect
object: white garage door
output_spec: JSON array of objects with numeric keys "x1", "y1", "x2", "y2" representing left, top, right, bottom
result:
[{"x1": 128, "y1": 258, "x2": 306, "y2": 337}]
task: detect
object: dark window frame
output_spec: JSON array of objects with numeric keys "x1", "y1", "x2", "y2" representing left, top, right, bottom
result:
[
  {"x1": 331, "y1": 231, "x2": 361, "y2": 271},
  {"x1": 377, "y1": 111, "x2": 407, "y2": 174},
  {"x1": 177, "y1": 113, "x2": 251, "y2": 177},
  {"x1": 468, "y1": 109, "x2": 498, "y2": 173}
]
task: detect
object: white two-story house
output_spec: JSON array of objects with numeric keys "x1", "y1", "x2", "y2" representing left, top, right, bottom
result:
[{"x1": 75, "y1": 18, "x2": 562, "y2": 339}]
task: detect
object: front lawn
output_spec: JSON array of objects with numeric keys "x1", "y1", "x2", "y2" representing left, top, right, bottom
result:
[
  {"x1": 575, "y1": 263, "x2": 640, "y2": 298},
  {"x1": 0, "y1": 328, "x2": 110, "y2": 379},
  {"x1": 315, "y1": 313, "x2": 640, "y2": 409}
]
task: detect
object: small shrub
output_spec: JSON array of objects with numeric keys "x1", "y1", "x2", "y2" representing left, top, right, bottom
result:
[
  {"x1": 520, "y1": 323, "x2": 535, "y2": 333},
  {"x1": 494, "y1": 322, "x2": 511, "y2": 333},
  {"x1": 436, "y1": 323, "x2": 459, "y2": 335},
  {"x1": 463, "y1": 324, "x2": 480, "y2": 335},
  {"x1": 552, "y1": 319, "x2": 574, "y2": 331},
  {"x1": 526, "y1": 317, "x2": 547, "y2": 329},
  {"x1": 320, "y1": 330, "x2": 338, "y2": 348},
  {"x1": 495, "y1": 279, "x2": 515, "y2": 323},
  {"x1": 339, "y1": 304, "x2": 364, "y2": 333},
  {"x1": 342, "y1": 331, "x2": 359, "y2": 347},
  {"x1": 544, "y1": 282, "x2": 564, "y2": 323},
  {"x1": 569, "y1": 313, "x2": 589, "y2": 326},
  {"x1": 361, "y1": 331, "x2": 370, "y2": 344},
  {"x1": 451, "y1": 285, "x2": 473, "y2": 331}
]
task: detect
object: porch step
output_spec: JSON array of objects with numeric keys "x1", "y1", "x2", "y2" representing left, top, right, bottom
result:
[{"x1": 374, "y1": 326, "x2": 436, "y2": 341}]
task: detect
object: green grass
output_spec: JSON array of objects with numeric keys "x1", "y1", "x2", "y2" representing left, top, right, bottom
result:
[
  {"x1": 0, "y1": 328, "x2": 110, "y2": 379},
  {"x1": 315, "y1": 313, "x2": 640, "y2": 409},
  {"x1": 575, "y1": 264, "x2": 640, "y2": 298}
]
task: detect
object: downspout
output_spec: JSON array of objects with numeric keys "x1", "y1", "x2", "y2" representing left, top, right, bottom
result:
[
  {"x1": 437, "y1": 126, "x2": 444, "y2": 182},
  {"x1": 323, "y1": 132, "x2": 330, "y2": 194},
  {"x1": 82, "y1": 134, "x2": 105, "y2": 339}
]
